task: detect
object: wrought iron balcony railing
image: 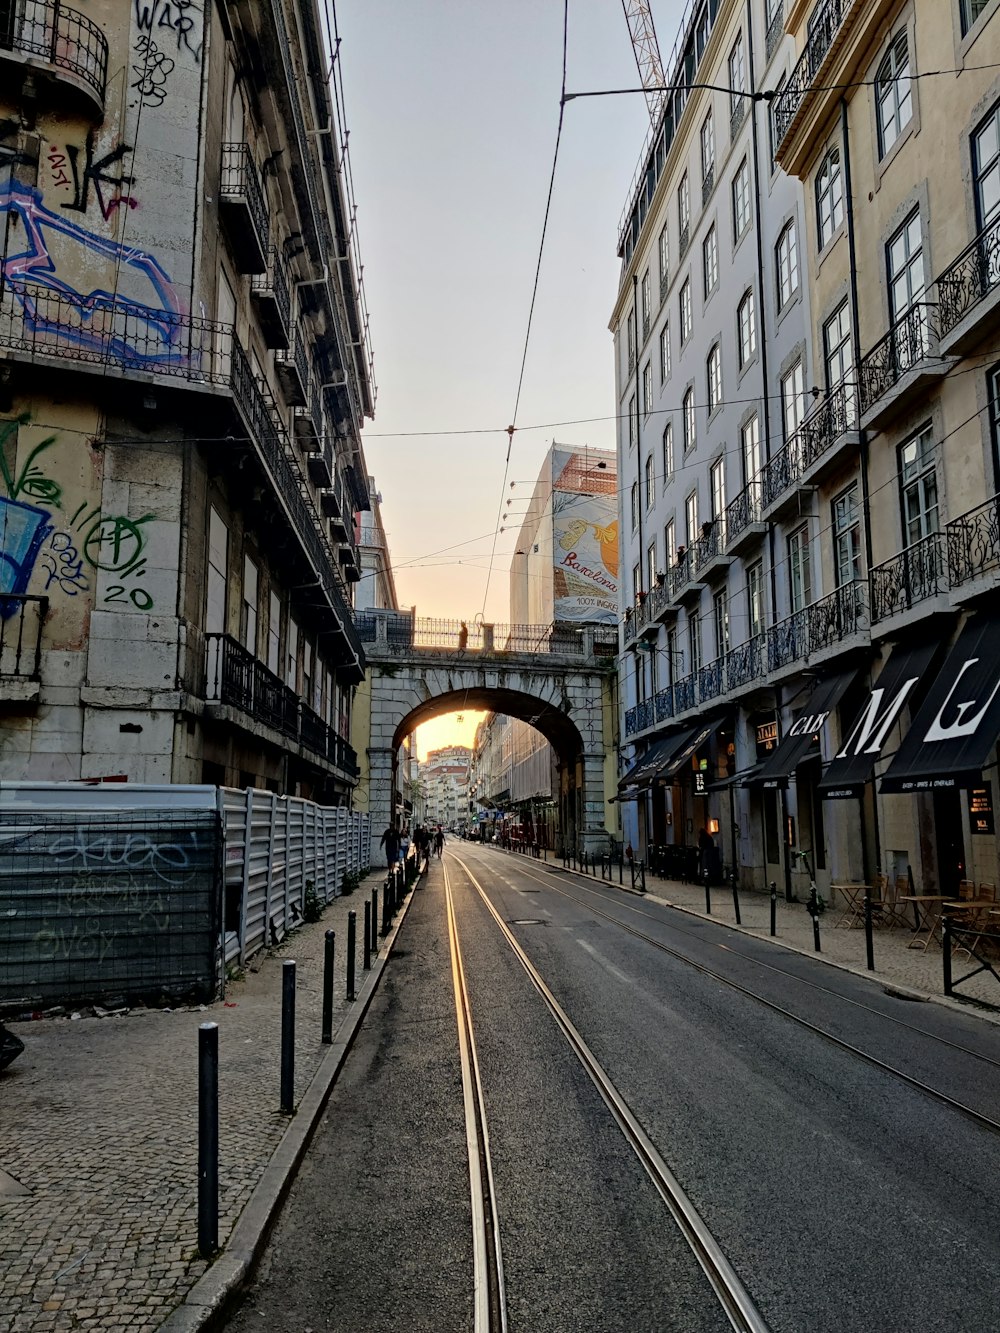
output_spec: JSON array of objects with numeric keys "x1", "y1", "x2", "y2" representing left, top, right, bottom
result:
[
  {"x1": 0, "y1": 0, "x2": 108, "y2": 108},
  {"x1": 660, "y1": 271, "x2": 670, "y2": 305},
  {"x1": 679, "y1": 222, "x2": 690, "y2": 259},
  {"x1": 936, "y1": 215, "x2": 1000, "y2": 340},
  {"x1": 220, "y1": 143, "x2": 269, "y2": 268},
  {"x1": 767, "y1": 580, "x2": 868, "y2": 674},
  {"x1": 702, "y1": 166, "x2": 714, "y2": 205},
  {"x1": 946, "y1": 491, "x2": 1000, "y2": 589},
  {"x1": 0, "y1": 593, "x2": 47, "y2": 681},
  {"x1": 250, "y1": 247, "x2": 292, "y2": 347},
  {"x1": 858, "y1": 303, "x2": 937, "y2": 418},
  {"x1": 761, "y1": 381, "x2": 856, "y2": 509},
  {"x1": 654, "y1": 686, "x2": 674, "y2": 723},
  {"x1": 771, "y1": 0, "x2": 851, "y2": 148},
  {"x1": 668, "y1": 550, "x2": 694, "y2": 599},
  {"x1": 673, "y1": 672, "x2": 697, "y2": 714},
  {"x1": 724, "y1": 479, "x2": 763, "y2": 548},
  {"x1": 642, "y1": 313, "x2": 650, "y2": 343},
  {"x1": 870, "y1": 533, "x2": 946, "y2": 622},
  {"x1": 694, "y1": 520, "x2": 726, "y2": 574},
  {"x1": 765, "y1": 3, "x2": 784, "y2": 62},
  {"x1": 725, "y1": 634, "x2": 766, "y2": 691},
  {"x1": 698, "y1": 656, "x2": 724, "y2": 704},
  {"x1": 625, "y1": 704, "x2": 638, "y2": 737},
  {"x1": 730, "y1": 99, "x2": 747, "y2": 139},
  {"x1": 635, "y1": 698, "x2": 654, "y2": 732},
  {"x1": 276, "y1": 327, "x2": 311, "y2": 405}
]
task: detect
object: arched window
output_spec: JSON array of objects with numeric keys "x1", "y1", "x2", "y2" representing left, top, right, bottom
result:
[
  {"x1": 815, "y1": 148, "x2": 843, "y2": 249},
  {"x1": 876, "y1": 32, "x2": 912, "y2": 159}
]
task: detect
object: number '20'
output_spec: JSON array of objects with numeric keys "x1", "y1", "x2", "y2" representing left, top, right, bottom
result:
[{"x1": 104, "y1": 585, "x2": 153, "y2": 610}]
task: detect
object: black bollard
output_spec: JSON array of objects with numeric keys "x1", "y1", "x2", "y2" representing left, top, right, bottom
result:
[
  {"x1": 629, "y1": 857, "x2": 635, "y2": 891},
  {"x1": 639, "y1": 861, "x2": 646, "y2": 893},
  {"x1": 809, "y1": 885, "x2": 821, "y2": 952},
  {"x1": 198, "y1": 1022, "x2": 219, "y2": 1258},
  {"x1": 280, "y1": 960, "x2": 296, "y2": 1115},
  {"x1": 347, "y1": 910, "x2": 357, "y2": 1001},
  {"x1": 371, "y1": 887, "x2": 378, "y2": 954},
  {"x1": 364, "y1": 901, "x2": 372, "y2": 970},
  {"x1": 381, "y1": 877, "x2": 391, "y2": 936},
  {"x1": 704, "y1": 869, "x2": 712, "y2": 915},
  {"x1": 770, "y1": 881, "x2": 777, "y2": 936},
  {"x1": 321, "y1": 929, "x2": 335, "y2": 1044},
  {"x1": 731, "y1": 873, "x2": 741, "y2": 925},
  {"x1": 942, "y1": 915, "x2": 953, "y2": 995},
  {"x1": 619, "y1": 853, "x2": 623, "y2": 885},
  {"x1": 864, "y1": 890, "x2": 874, "y2": 972}
]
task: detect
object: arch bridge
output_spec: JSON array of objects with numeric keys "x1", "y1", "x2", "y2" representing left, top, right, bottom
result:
[{"x1": 355, "y1": 611, "x2": 618, "y2": 864}]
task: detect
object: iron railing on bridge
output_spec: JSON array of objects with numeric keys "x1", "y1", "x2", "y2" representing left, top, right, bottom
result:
[{"x1": 357, "y1": 614, "x2": 617, "y2": 657}]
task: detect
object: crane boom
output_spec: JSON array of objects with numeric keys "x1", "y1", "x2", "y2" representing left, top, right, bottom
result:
[{"x1": 621, "y1": 0, "x2": 665, "y2": 125}]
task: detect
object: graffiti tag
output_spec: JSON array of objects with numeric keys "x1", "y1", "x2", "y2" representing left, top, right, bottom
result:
[
  {"x1": 62, "y1": 133, "x2": 137, "y2": 221},
  {"x1": 47, "y1": 147, "x2": 72, "y2": 191},
  {"x1": 47, "y1": 829, "x2": 202, "y2": 885},
  {"x1": 131, "y1": 34, "x2": 175, "y2": 107},
  {"x1": 40, "y1": 531, "x2": 90, "y2": 597},
  {"x1": 134, "y1": 0, "x2": 203, "y2": 63}
]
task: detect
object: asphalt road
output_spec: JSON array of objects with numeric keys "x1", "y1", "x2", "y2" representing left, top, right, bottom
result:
[{"x1": 225, "y1": 844, "x2": 1000, "y2": 1332}]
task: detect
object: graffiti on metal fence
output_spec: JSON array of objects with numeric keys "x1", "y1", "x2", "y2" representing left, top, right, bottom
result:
[{"x1": 46, "y1": 829, "x2": 204, "y2": 885}]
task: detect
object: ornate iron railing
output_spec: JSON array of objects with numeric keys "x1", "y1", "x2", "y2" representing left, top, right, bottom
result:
[
  {"x1": 694, "y1": 520, "x2": 725, "y2": 573},
  {"x1": 767, "y1": 580, "x2": 868, "y2": 673},
  {"x1": 654, "y1": 687, "x2": 674, "y2": 723},
  {"x1": 946, "y1": 492, "x2": 1000, "y2": 588},
  {"x1": 668, "y1": 550, "x2": 694, "y2": 599},
  {"x1": 679, "y1": 222, "x2": 690, "y2": 259},
  {"x1": 251, "y1": 247, "x2": 292, "y2": 335},
  {"x1": 702, "y1": 166, "x2": 715, "y2": 205},
  {"x1": 936, "y1": 215, "x2": 1000, "y2": 339},
  {"x1": 660, "y1": 271, "x2": 670, "y2": 304},
  {"x1": 699, "y1": 657, "x2": 724, "y2": 703},
  {"x1": 625, "y1": 705, "x2": 639, "y2": 737},
  {"x1": 859, "y1": 303, "x2": 937, "y2": 417},
  {"x1": 771, "y1": 0, "x2": 851, "y2": 147},
  {"x1": 673, "y1": 672, "x2": 697, "y2": 713},
  {"x1": 642, "y1": 312, "x2": 650, "y2": 342},
  {"x1": 761, "y1": 381, "x2": 855, "y2": 509},
  {"x1": 730, "y1": 98, "x2": 747, "y2": 139},
  {"x1": 220, "y1": 144, "x2": 269, "y2": 253},
  {"x1": 361, "y1": 615, "x2": 617, "y2": 659},
  {"x1": 0, "y1": 593, "x2": 47, "y2": 681},
  {"x1": 725, "y1": 634, "x2": 766, "y2": 691},
  {"x1": 765, "y1": 3, "x2": 784, "y2": 62},
  {"x1": 646, "y1": 580, "x2": 673, "y2": 621},
  {"x1": 725, "y1": 479, "x2": 763, "y2": 547},
  {"x1": 636, "y1": 698, "x2": 654, "y2": 732},
  {"x1": 0, "y1": 0, "x2": 108, "y2": 104},
  {"x1": 870, "y1": 533, "x2": 946, "y2": 622}
]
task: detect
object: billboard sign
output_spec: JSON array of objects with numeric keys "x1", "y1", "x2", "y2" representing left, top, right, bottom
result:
[{"x1": 551, "y1": 448, "x2": 618, "y2": 623}]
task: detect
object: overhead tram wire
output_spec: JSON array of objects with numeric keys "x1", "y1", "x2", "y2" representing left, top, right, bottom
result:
[{"x1": 480, "y1": 0, "x2": 570, "y2": 620}]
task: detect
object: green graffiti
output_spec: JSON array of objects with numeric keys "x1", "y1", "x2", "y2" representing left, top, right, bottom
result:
[
  {"x1": 0, "y1": 413, "x2": 62, "y2": 506},
  {"x1": 83, "y1": 512, "x2": 154, "y2": 574}
]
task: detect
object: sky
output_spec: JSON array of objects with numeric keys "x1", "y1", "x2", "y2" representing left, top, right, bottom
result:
[{"x1": 336, "y1": 1, "x2": 679, "y2": 758}]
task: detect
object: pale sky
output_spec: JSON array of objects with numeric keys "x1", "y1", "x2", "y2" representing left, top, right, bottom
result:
[{"x1": 337, "y1": 1, "x2": 678, "y2": 757}]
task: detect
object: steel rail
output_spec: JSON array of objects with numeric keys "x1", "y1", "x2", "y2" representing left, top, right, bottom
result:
[
  {"x1": 444, "y1": 865, "x2": 508, "y2": 1333},
  {"x1": 466, "y1": 848, "x2": 1000, "y2": 1137},
  {"x1": 450, "y1": 852, "x2": 772, "y2": 1333}
]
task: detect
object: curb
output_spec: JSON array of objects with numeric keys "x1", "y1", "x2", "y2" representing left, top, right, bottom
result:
[{"x1": 157, "y1": 885, "x2": 417, "y2": 1333}]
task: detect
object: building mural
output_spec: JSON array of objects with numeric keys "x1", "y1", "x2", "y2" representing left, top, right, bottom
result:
[{"x1": 551, "y1": 448, "x2": 619, "y2": 624}]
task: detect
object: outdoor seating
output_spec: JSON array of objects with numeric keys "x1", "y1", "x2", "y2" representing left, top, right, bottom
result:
[{"x1": 832, "y1": 882, "x2": 867, "y2": 928}]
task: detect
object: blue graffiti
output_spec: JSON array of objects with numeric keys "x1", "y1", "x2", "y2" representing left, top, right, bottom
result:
[
  {"x1": 0, "y1": 495, "x2": 52, "y2": 611},
  {"x1": 0, "y1": 178, "x2": 193, "y2": 371}
]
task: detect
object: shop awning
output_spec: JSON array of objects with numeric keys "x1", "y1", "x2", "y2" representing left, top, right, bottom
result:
[
  {"x1": 658, "y1": 717, "x2": 728, "y2": 783},
  {"x1": 708, "y1": 764, "x2": 761, "y2": 791},
  {"x1": 881, "y1": 611, "x2": 1000, "y2": 793},
  {"x1": 746, "y1": 670, "x2": 857, "y2": 790},
  {"x1": 818, "y1": 641, "x2": 938, "y2": 799},
  {"x1": 617, "y1": 735, "x2": 683, "y2": 792}
]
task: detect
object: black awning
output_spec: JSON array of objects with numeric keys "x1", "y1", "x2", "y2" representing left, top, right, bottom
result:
[
  {"x1": 658, "y1": 717, "x2": 727, "y2": 783},
  {"x1": 618, "y1": 735, "x2": 682, "y2": 791},
  {"x1": 708, "y1": 764, "x2": 761, "y2": 791},
  {"x1": 881, "y1": 611, "x2": 1000, "y2": 793},
  {"x1": 746, "y1": 670, "x2": 857, "y2": 790},
  {"x1": 818, "y1": 641, "x2": 938, "y2": 799}
]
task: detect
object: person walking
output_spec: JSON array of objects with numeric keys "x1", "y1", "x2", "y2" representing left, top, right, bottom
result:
[
  {"x1": 399, "y1": 824, "x2": 411, "y2": 865},
  {"x1": 379, "y1": 822, "x2": 399, "y2": 870},
  {"x1": 434, "y1": 825, "x2": 445, "y2": 858}
]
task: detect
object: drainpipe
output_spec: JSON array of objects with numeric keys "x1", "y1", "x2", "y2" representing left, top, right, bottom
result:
[{"x1": 841, "y1": 96, "x2": 882, "y2": 881}]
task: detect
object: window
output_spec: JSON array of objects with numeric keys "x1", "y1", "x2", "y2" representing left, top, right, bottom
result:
[
  {"x1": 644, "y1": 453, "x2": 654, "y2": 508},
  {"x1": 659, "y1": 322, "x2": 671, "y2": 382},
  {"x1": 738, "y1": 288, "x2": 756, "y2": 367},
  {"x1": 747, "y1": 559, "x2": 764, "y2": 638},
  {"x1": 816, "y1": 148, "x2": 844, "y2": 249},
  {"x1": 630, "y1": 481, "x2": 639, "y2": 530},
  {"x1": 729, "y1": 34, "x2": 746, "y2": 119},
  {"x1": 714, "y1": 588, "x2": 730, "y2": 657},
  {"x1": 732, "y1": 157, "x2": 751, "y2": 239},
  {"x1": 628, "y1": 394, "x2": 636, "y2": 449},
  {"x1": 627, "y1": 308, "x2": 636, "y2": 366},
  {"x1": 658, "y1": 223, "x2": 670, "y2": 290},
  {"x1": 678, "y1": 171, "x2": 691, "y2": 249},
  {"x1": 703, "y1": 223, "x2": 719, "y2": 296},
  {"x1": 662, "y1": 422, "x2": 675, "y2": 482},
  {"x1": 267, "y1": 590, "x2": 281, "y2": 674},
  {"x1": 770, "y1": 73, "x2": 786, "y2": 165},
  {"x1": 832, "y1": 484, "x2": 862, "y2": 586},
  {"x1": 781, "y1": 359, "x2": 806, "y2": 440},
  {"x1": 963, "y1": 0, "x2": 992, "y2": 35},
  {"x1": 206, "y1": 506, "x2": 228, "y2": 635},
  {"x1": 899, "y1": 425, "x2": 938, "y2": 546},
  {"x1": 682, "y1": 387, "x2": 696, "y2": 453},
  {"x1": 973, "y1": 100, "x2": 1000, "y2": 232},
  {"x1": 642, "y1": 361, "x2": 653, "y2": 417},
  {"x1": 741, "y1": 414, "x2": 761, "y2": 486},
  {"x1": 679, "y1": 277, "x2": 692, "y2": 343},
  {"x1": 242, "y1": 554, "x2": 259, "y2": 655},
  {"x1": 665, "y1": 517, "x2": 676, "y2": 567},
  {"x1": 641, "y1": 269, "x2": 651, "y2": 337},
  {"x1": 823, "y1": 299, "x2": 852, "y2": 389},
  {"x1": 788, "y1": 525, "x2": 813, "y2": 611},
  {"x1": 647, "y1": 541, "x2": 658, "y2": 591},
  {"x1": 632, "y1": 561, "x2": 642, "y2": 606},
  {"x1": 710, "y1": 456, "x2": 726, "y2": 524},
  {"x1": 876, "y1": 32, "x2": 912, "y2": 159},
  {"x1": 685, "y1": 489, "x2": 699, "y2": 548},
  {"x1": 701, "y1": 111, "x2": 715, "y2": 191},
  {"x1": 887, "y1": 208, "x2": 924, "y2": 321},
  {"x1": 707, "y1": 343, "x2": 722, "y2": 414},
  {"x1": 689, "y1": 611, "x2": 702, "y2": 676},
  {"x1": 775, "y1": 220, "x2": 799, "y2": 309}
]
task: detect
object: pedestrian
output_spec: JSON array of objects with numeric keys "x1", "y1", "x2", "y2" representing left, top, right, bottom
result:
[
  {"x1": 417, "y1": 824, "x2": 431, "y2": 867},
  {"x1": 399, "y1": 824, "x2": 411, "y2": 864},
  {"x1": 458, "y1": 621, "x2": 468, "y2": 651},
  {"x1": 379, "y1": 822, "x2": 400, "y2": 870},
  {"x1": 435, "y1": 825, "x2": 445, "y2": 858}
]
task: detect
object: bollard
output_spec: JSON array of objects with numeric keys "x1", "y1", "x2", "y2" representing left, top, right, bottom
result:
[
  {"x1": 770, "y1": 881, "x2": 777, "y2": 936},
  {"x1": 364, "y1": 900, "x2": 372, "y2": 970},
  {"x1": 629, "y1": 857, "x2": 635, "y2": 891},
  {"x1": 381, "y1": 877, "x2": 391, "y2": 936},
  {"x1": 730, "y1": 873, "x2": 741, "y2": 925},
  {"x1": 639, "y1": 861, "x2": 646, "y2": 893},
  {"x1": 371, "y1": 887, "x2": 378, "y2": 954},
  {"x1": 321, "y1": 929, "x2": 335, "y2": 1044},
  {"x1": 704, "y1": 869, "x2": 712, "y2": 915},
  {"x1": 864, "y1": 889, "x2": 874, "y2": 972},
  {"x1": 619, "y1": 853, "x2": 623, "y2": 885},
  {"x1": 347, "y1": 910, "x2": 357, "y2": 1001},
  {"x1": 942, "y1": 915, "x2": 953, "y2": 995},
  {"x1": 198, "y1": 1022, "x2": 219, "y2": 1259},
  {"x1": 809, "y1": 885, "x2": 821, "y2": 952},
  {"x1": 280, "y1": 960, "x2": 296, "y2": 1115}
]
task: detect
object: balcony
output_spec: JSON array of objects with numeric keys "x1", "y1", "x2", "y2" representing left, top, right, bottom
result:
[
  {"x1": 946, "y1": 492, "x2": 1000, "y2": 595},
  {"x1": 701, "y1": 166, "x2": 714, "y2": 207},
  {"x1": 725, "y1": 634, "x2": 766, "y2": 695},
  {"x1": 936, "y1": 216, "x2": 1000, "y2": 356},
  {"x1": 338, "y1": 532, "x2": 361, "y2": 583},
  {"x1": 765, "y1": 3, "x2": 784, "y2": 63},
  {"x1": 698, "y1": 656, "x2": 724, "y2": 706},
  {"x1": 220, "y1": 144, "x2": 268, "y2": 275},
  {"x1": 276, "y1": 328, "x2": 310, "y2": 406},
  {"x1": 724, "y1": 480, "x2": 767, "y2": 555},
  {"x1": 625, "y1": 698, "x2": 655, "y2": 737},
  {"x1": 767, "y1": 581, "x2": 868, "y2": 678},
  {"x1": 250, "y1": 248, "x2": 291, "y2": 350},
  {"x1": 0, "y1": 0, "x2": 108, "y2": 117},
  {"x1": 0, "y1": 593, "x2": 47, "y2": 699},
  {"x1": 654, "y1": 686, "x2": 674, "y2": 724},
  {"x1": 693, "y1": 520, "x2": 731, "y2": 582},
  {"x1": 679, "y1": 223, "x2": 690, "y2": 260},
  {"x1": 762, "y1": 381, "x2": 858, "y2": 518},
  {"x1": 307, "y1": 435, "x2": 334, "y2": 489},
  {"x1": 673, "y1": 672, "x2": 697, "y2": 714},
  {"x1": 870, "y1": 533, "x2": 948, "y2": 625},
  {"x1": 668, "y1": 549, "x2": 699, "y2": 603},
  {"x1": 858, "y1": 304, "x2": 954, "y2": 431},
  {"x1": 771, "y1": 0, "x2": 852, "y2": 155}
]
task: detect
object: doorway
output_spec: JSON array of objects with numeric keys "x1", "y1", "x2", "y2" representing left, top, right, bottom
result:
[{"x1": 933, "y1": 788, "x2": 966, "y2": 898}]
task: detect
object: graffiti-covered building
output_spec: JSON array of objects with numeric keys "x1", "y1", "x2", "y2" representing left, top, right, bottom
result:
[{"x1": 0, "y1": 0, "x2": 374, "y2": 801}]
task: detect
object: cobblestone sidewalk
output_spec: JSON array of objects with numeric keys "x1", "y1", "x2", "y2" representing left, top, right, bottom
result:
[{"x1": 0, "y1": 870, "x2": 393, "y2": 1333}]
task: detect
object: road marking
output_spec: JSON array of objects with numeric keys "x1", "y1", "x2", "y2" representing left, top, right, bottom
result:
[{"x1": 576, "y1": 937, "x2": 632, "y2": 985}]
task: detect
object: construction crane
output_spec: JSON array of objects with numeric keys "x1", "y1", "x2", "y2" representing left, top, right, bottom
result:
[{"x1": 621, "y1": 0, "x2": 666, "y2": 126}]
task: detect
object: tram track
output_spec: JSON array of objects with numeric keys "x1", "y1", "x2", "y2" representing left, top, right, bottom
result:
[{"x1": 458, "y1": 846, "x2": 1000, "y2": 1138}]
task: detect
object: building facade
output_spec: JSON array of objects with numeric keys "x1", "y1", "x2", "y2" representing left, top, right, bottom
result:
[
  {"x1": 0, "y1": 1, "x2": 373, "y2": 803},
  {"x1": 420, "y1": 745, "x2": 471, "y2": 829}
]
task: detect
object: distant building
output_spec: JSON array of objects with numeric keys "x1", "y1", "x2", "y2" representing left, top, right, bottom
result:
[{"x1": 421, "y1": 746, "x2": 471, "y2": 828}]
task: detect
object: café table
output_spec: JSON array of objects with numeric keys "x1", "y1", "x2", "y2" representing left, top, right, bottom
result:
[
  {"x1": 942, "y1": 900, "x2": 997, "y2": 956},
  {"x1": 898, "y1": 896, "x2": 959, "y2": 951},
  {"x1": 831, "y1": 883, "x2": 867, "y2": 928}
]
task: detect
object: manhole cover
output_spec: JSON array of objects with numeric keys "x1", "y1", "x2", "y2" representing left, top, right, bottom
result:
[{"x1": 509, "y1": 918, "x2": 546, "y2": 926}]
